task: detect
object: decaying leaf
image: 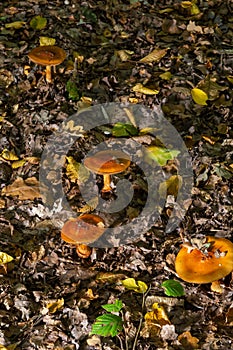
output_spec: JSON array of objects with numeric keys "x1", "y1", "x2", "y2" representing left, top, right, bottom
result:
[
  {"x1": 117, "y1": 49, "x2": 134, "y2": 62},
  {"x1": 191, "y1": 88, "x2": 208, "y2": 105},
  {"x1": 1, "y1": 177, "x2": 41, "y2": 200},
  {"x1": 46, "y1": 298, "x2": 64, "y2": 313},
  {"x1": 139, "y1": 48, "x2": 167, "y2": 64},
  {"x1": 121, "y1": 277, "x2": 148, "y2": 293},
  {"x1": 66, "y1": 156, "x2": 89, "y2": 184},
  {"x1": 132, "y1": 83, "x2": 159, "y2": 95},
  {"x1": 1, "y1": 149, "x2": 19, "y2": 161},
  {"x1": 5, "y1": 21, "x2": 26, "y2": 29},
  {"x1": 30, "y1": 15, "x2": 47, "y2": 30},
  {"x1": 141, "y1": 302, "x2": 171, "y2": 339},
  {"x1": 39, "y1": 36, "x2": 56, "y2": 46},
  {"x1": 79, "y1": 196, "x2": 99, "y2": 213},
  {"x1": 159, "y1": 175, "x2": 183, "y2": 198},
  {"x1": 96, "y1": 272, "x2": 126, "y2": 283},
  {"x1": 11, "y1": 159, "x2": 26, "y2": 169},
  {"x1": 178, "y1": 331, "x2": 199, "y2": 349}
]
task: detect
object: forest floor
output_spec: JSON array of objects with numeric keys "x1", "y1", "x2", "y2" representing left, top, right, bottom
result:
[{"x1": 0, "y1": 1, "x2": 233, "y2": 349}]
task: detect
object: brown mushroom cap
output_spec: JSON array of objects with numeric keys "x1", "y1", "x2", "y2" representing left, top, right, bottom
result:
[
  {"x1": 84, "y1": 150, "x2": 131, "y2": 175},
  {"x1": 61, "y1": 213, "x2": 105, "y2": 244},
  {"x1": 175, "y1": 236, "x2": 233, "y2": 284},
  {"x1": 28, "y1": 45, "x2": 66, "y2": 66}
]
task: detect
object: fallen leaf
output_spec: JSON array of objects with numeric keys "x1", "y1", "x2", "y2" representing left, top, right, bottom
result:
[
  {"x1": 1, "y1": 149, "x2": 19, "y2": 161},
  {"x1": 46, "y1": 298, "x2": 64, "y2": 313},
  {"x1": 178, "y1": 331, "x2": 199, "y2": 349},
  {"x1": 187, "y1": 21, "x2": 203, "y2": 33},
  {"x1": 0, "y1": 252, "x2": 14, "y2": 264},
  {"x1": 96, "y1": 272, "x2": 126, "y2": 283},
  {"x1": 5, "y1": 21, "x2": 26, "y2": 29},
  {"x1": 191, "y1": 88, "x2": 208, "y2": 105},
  {"x1": 1, "y1": 177, "x2": 41, "y2": 200},
  {"x1": 132, "y1": 83, "x2": 159, "y2": 95},
  {"x1": 30, "y1": 15, "x2": 47, "y2": 30},
  {"x1": 66, "y1": 156, "x2": 89, "y2": 184},
  {"x1": 139, "y1": 48, "x2": 167, "y2": 64},
  {"x1": 39, "y1": 36, "x2": 56, "y2": 46},
  {"x1": 159, "y1": 175, "x2": 183, "y2": 198},
  {"x1": 121, "y1": 277, "x2": 148, "y2": 293}
]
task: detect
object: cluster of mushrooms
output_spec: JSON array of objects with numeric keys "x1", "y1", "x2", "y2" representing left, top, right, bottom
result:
[
  {"x1": 28, "y1": 45, "x2": 233, "y2": 287},
  {"x1": 61, "y1": 150, "x2": 131, "y2": 258}
]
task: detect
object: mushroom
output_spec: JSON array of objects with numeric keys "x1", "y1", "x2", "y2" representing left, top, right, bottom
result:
[
  {"x1": 61, "y1": 213, "x2": 105, "y2": 258},
  {"x1": 175, "y1": 236, "x2": 233, "y2": 284},
  {"x1": 83, "y1": 150, "x2": 131, "y2": 193},
  {"x1": 28, "y1": 45, "x2": 66, "y2": 83}
]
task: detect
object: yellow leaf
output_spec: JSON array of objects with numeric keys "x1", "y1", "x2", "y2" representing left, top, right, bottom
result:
[
  {"x1": 117, "y1": 50, "x2": 134, "y2": 62},
  {"x1": 96, "y1": 272, "x2": 126, "y2": 283},
  {"x1": 181, "y1": 1, "x2": 192, "y2": 8},
  {"x1": 191, "y1": 3, "x2": 200, "y2": 15},
  {"x1": 159, "y1": 175, "x2": 183, "y2": 198},
  {"x1": 227, "y1": 76, "x2": 233, "y2": 84},
  {"x1": 145, "y1": 303, "x2": 170, "y2": 326},
  {"x1": 46, "y1": 298, "x2": 64, "y2": 313},
  {"x1": 1, "y1": 149, "x2": 19, "y2": 161},
  {"x1": 191, "y1": 88, "x2": 208, "y2": 105},
  {"x1": 79, "y1": 196, "x2": 99, "y2": 213},
  {"x1": 39, "y1": 36, "x2": 56, "y2": 46},
  {"x1": 5, "y1": 21, "x2": 26, "y2": 29},
  {"x1": 139, "y1": 48, "x2": 167, "y2": 64},
  {"x1": 159, "y1": 71, "x2": 172, "y2": 80},
  {"x1": 11, "y1": 159, "x2": 26, "y2": 169},
  {"x1": 66, "y1": 156, "x2": 89, "y2": 183},
  {"x1": 0, "y1": 252, "x2": 14, "y2": 264},
  {"x1": 132, "y1": 83, "x2": 159, "y2": 95},
  {"x1": 121, "y1": 278, "x2": 148, "y2": 293}
]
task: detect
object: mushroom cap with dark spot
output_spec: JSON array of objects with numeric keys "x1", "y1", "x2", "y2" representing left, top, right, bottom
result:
[
  {"x1": 61, "y1": 213, "x2": 105, "y2": 244},
  {"x1": 84, "y1": 150, "x2": 131, "y2": 175},
  {"x1": 28, "y1": 45, "x2": 66, "y2": 66},
  {"x1": 175, "y1": 236, "x2": 233, "y2": 284}
]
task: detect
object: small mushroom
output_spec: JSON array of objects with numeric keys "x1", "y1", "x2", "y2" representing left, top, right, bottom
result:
[
  {"x1": 28, "y1": 45, "x2": 66, "y2": 83},
  {"x1": 76, "y1": 244, "x2": 92, "y2": 259},
  {"x1": 61, "y1": 213, "x2": 105, "y2": 258},
  {"x1": 175, "y1": 236, "x2": 233, "y2": 284},
  {"x1": 84, "y1": 150, "x2": 131, "y2": 193}
]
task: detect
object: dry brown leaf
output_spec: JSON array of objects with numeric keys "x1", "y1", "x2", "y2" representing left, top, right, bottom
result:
[
  {"x1": 1, "y1": 177, "x2": 41, "y2": 200},
  {"x1": 178, "y1": 331, "x2": 199, "y2": 349},
  {"x1": 139, "y1": 48, "x2": 167, "y2": 64}
]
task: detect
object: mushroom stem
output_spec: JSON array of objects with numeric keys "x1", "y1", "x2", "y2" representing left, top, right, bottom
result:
[
  {"x1": 102, "y1": 174, "x2": 112, "y2": 192},
  {"x1": 45, "y1": 65, "x2": 52, "y2": 83}
]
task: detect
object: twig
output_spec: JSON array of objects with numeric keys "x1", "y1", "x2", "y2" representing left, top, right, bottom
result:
[{"x1": 132, "y1": 286, "x2": 151, "y2": 350}]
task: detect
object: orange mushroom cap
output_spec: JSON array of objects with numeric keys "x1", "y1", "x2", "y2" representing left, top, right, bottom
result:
[
  {"x1": 84, "y1": 150, "x2": 130, "y2": 175},
  {"x1": 61, "y1": 213, "x2": 105, "y2": 245},
  {"x1": 76, "y1": 244, "x2": 92, "y2": 258},
  {"x1": 175, "y1": 236, "x2": 233, "y2": 284},
  {"x1": 28, "y1": 45, "x2": 66, "y2": 66}
]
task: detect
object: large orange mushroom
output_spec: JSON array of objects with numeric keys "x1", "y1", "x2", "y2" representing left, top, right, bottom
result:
[
  {"x1": 84, "y1": 150, "x2": 131, "y2": 193},
  {"x1": 61, "y1": 213, "x2": 105, "y2": 258},
  {"x1": 175, "y1": 236, "x2": 233, "y2": 284},
  {"x1": 28, "y1": 45, "x2": 66, "y2": 83}
]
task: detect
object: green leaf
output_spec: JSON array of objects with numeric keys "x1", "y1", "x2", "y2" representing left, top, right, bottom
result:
[
  {"x1": 112, "y1": 122, "x2": 138, "y2": 137},
  {"x1": 102, "y1": 299, "x2": 123, "y2": 313},
  {"x1": 161, "y1": 280, "x2": 185, "y2": 297},
  {"x1": 191, "y1": 88, "x2": 208, "y2": 106},
  {"x1": 66, "y1": 80, "x2": 79, "y2": 100},
  {"x1": 91, "y1": 313, "x2": 123, "y2": 337},
  {"x1": 121, "y1": 278, "x2": 148, "y2": 293},
  {"x1": 30, "y1": 16, "x2": 47, "y2": 30},
  {"x1": 146, "y1": 146, "x2": 180, "y2": 166}
]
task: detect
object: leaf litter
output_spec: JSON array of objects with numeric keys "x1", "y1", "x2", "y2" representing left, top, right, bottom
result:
[{"x1": 0, "y1": 0, "x2": 233, "y2": 349}]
